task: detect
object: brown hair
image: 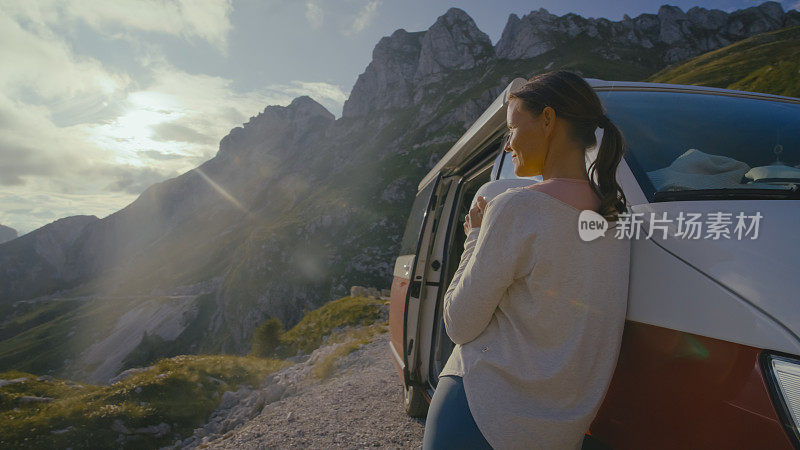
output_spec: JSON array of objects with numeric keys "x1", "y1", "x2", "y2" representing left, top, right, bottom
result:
[{"x1": 508, "y1": 70, "x2": 628, "y2": 222}]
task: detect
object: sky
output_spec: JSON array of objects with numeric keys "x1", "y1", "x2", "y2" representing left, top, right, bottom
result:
[{"x1": 1, "y1": 0, "x2": 798, "y2": 235}]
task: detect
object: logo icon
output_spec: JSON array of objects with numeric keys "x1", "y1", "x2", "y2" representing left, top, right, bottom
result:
[{"x1": 578, "y1": 210, "x2": 608, "y2": 241}]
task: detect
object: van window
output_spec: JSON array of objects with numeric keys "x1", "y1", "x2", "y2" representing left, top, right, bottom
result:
[
  {"x1": 600, "y1": 90, "x2": 800, "y2": 201},
  {"x1": 399, "y1": 180, "x2": 436, "y2": 256}
]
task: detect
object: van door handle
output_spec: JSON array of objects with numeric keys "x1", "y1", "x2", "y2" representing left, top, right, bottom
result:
[{"x1": 409, "y1": 280, "x2": 421, "y2": 298}]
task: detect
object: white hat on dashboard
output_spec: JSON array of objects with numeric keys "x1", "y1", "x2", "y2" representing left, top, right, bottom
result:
[{"x1": 646, "y1": 148, "x2": 751, "y2": 191}]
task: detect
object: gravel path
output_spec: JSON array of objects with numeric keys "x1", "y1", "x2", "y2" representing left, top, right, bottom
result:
[{"x1": 201, "y1": 332, "x2": 425, "y2": 449}]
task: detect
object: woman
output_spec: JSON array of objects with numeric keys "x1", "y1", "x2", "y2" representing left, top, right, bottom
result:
[{"x1": 422, "y1": 70, "x2": 632, "y2": 450}]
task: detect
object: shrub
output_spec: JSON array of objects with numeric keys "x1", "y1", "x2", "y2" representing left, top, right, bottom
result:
[{"x1": 250, "y1": 318, "x2": 284, "y2": 357}]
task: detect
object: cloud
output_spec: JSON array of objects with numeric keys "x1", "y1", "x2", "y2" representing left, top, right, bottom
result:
[
  {"x1": 0, "y1": 0, "x2": 233, "y2": 51},
  {"x1": 137, "y1": 150, "x2": 188, "y2": 161},
  {"x1": 305, "y1": 1, "x2": 323, "y2": 29},
  {"x1": 0, "y1": 92, "x2": 112, "y2": 187},
  {"x1": 151, "y1": 121, "x2": 217, "y2": 144},
  {"x1": 0, "y1": 12, "x2": 129, "y2": 102},
  {"x1": 347, "y1": 0, "x2": 381, "y2": 35}
]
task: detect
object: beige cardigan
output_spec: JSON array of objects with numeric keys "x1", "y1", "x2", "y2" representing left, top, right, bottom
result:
[{"x1": 440, "y1": 186, "x2": 631, "y2": 450}]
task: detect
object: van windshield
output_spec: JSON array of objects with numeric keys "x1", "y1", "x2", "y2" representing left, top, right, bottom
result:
[
  {"x1": 499, "y1": 90, "x2": 800, "y2": 202},
  {"x1": 603, "y1": 90, "x2": 800, "y2": 201}
]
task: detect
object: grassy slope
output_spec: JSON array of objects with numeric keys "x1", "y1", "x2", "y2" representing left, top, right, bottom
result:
[
  {"x1": 0, "y1": 298, "x2": 132, "y2": 376},
  {"x1": 0, "y1": 356, "x2": 287, "y2": 448},
  {"x1": 0, "y1": 295, "x2": 385, "y2": 448},
  {"x1": 648, "y1": 26, "x2": 800, "y2": 97},
  {"x1": 278, "y1": 296, "x2": 385, "y2": 355},
  {"x1": 0, "y1": 294, "x2": 220, "y2": 379}
]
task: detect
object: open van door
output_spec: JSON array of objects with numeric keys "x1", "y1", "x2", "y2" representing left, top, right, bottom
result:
[{"x1": 389, "y1": 172, "x2": 442, "y2": 417}]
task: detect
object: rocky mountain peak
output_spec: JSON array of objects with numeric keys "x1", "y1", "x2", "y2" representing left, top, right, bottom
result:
[
  {"x1": 343, "y1": 7, "x2": 495, "y2": 118},
  {"x1": 219, "y1": 95, "x2": 334, "y2": 156},
  {"x1": 415, "y1": 7, "x2": 494, "y2": 83},
  {"x1": 658, "y1": 5, "x2": 687, "y2": 20},
  {"x1": 495, "y1": 7, "x2": 569, "y2": 59},
  {"x1": 341, "y1": 28, "x2": 424, "y2": 119},
  {"x1": 495, "y1": 1, "x2": 798, "y2": 63},
  {"x1": 684, "y1": 6, "x2": 728, "y2": 30},
  {"x1": 0, "y1": 215, "x2": 98, "y2": 301},
  {"x1": 258, "y1": 96, "x2": 334, "y2": 125},
  {"x1": 754, "y1": 1, "x2": 786, "y2": 22},
  {"x1": 0, "y1": 224, "x2": 18, "y2": 244},
  {"x1": 284, "y1": 96, "x2": 335, "y2": 123}
]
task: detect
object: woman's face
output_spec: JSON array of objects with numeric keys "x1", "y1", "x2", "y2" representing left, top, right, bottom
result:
[{"x1": 505, "y1": 98, "x2": 548, "y2": 177}]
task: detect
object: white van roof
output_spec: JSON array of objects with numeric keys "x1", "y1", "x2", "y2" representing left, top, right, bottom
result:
[{"x1": 418, "y1": 77, "x2": 800, "y2": 192}]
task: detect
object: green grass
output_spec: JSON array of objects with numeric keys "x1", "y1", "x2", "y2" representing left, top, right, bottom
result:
[
  {"x1": 0, "y1": 354, "x2": 288, "y2": 449},
  {"x1": 0, "y1": 300, "x2": 83, "y2": 341},
  {"x1": 649, "y1": 26, "x2": 800, "y2": 97},
  {"x1": 0, "y1": 298, "x2": 136, "y2": 376},
  {"x1": 278, "y1": 296, "x2": 385, "y2": 356}
]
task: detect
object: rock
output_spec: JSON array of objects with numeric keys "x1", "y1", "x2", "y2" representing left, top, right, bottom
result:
[
  {"x1": 0, "y1": 377, "x2": 28, "y2": 387},
  {"x1": 111, "y1": 419, "x2": 132, "y2": 435},
  {"x1": 219, "y1": 391, "x2": 238, "y2": 410},
  {"x1": 380, "y1": 177, "x2": 415, "y2": 205},
  {"x1": 342, "y1": 29, "x2": 424, "y2": 118},
  {"x1": 132, "y1": 422, "x2": 171, "y2": 438},
  {"x1": 415, "y1": 8, "x2": 494, "y2": 83},
  {"x1": 287, "y1": 411, "x2": 295, "y2": 422},
  {"x1": 286, "y1": 354, "x2": 310, "y2": 363},
  {"x1": 350, "y1": 286, "x2": 381, "y2": 298},
  {"x1": 36, "y1": 375, "x2": 54, "y2": 382},
  {"x1": 110, "y1": 366, "x2": 154, "y2": 384},
  {"x1": 495, "y1": 9, "x2": 559, "y2": 59}
]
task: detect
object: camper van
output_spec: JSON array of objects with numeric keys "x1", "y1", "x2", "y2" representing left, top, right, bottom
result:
[{"x1": 389, "y1": 77, "x2": 800, "y2": 448}]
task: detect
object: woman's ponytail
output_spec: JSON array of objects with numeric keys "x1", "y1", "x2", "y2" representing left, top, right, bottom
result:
[{"x1": 588, "y1": 116, "x2": 628, "y2": 223}]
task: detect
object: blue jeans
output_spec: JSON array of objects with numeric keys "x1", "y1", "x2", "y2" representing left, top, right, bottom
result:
[{"x1": 423, "y1": 375, "x2": 493, "y2": 449}]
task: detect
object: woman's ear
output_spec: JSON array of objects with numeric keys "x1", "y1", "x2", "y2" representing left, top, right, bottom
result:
[{"x1": 542, "y1": 106, "x2": 555, "y2": 139}]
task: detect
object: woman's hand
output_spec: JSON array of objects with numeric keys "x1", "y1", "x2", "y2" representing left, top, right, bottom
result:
[{"x1": 463, "y1": 195, "x2": 487, "y2": 235}]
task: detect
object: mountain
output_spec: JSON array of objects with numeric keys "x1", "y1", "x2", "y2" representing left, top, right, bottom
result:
[
  {"x1": 648, "y1": 25, "x2": 800, "y2": 97},
  {"x1": 1, "y1": 2, "x2": 798, "y2": 382},
  {"x1": 0, "y1": 225, "x2": 16, "y2": 245},
  {"x1": 491, "y1": 1, "x2": 799, "y2": 80},
  {"x1": 0, "y1": 216, "x2": 97, "y2": 302}
]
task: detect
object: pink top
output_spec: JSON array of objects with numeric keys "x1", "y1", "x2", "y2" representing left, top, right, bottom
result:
[{"x1": 523, "y1": 177, "x2": 601, "y2": 212}]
